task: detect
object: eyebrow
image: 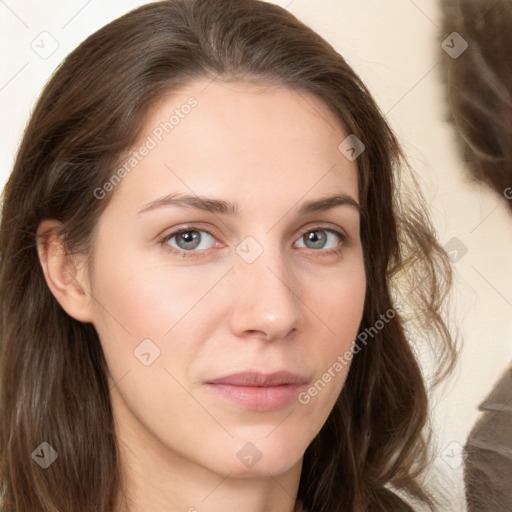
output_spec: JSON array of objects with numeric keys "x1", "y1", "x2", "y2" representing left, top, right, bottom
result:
[{"x1": 136, "y1": 192, "x2": 361, "y2": 216}]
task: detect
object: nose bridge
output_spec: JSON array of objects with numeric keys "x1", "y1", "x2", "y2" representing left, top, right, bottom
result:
[{"x1": 229, "y1": 235, "x2": 301, "y2": 340}]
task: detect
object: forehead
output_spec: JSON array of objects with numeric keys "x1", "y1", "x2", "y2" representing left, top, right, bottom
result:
[{"x1": 105, "y1": 78, "x2": 359, "y2": 214}]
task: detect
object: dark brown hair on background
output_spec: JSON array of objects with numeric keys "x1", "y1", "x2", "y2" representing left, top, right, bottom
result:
[{"x1": 440, "y1": 0, "x2": 512, "y2": 207}]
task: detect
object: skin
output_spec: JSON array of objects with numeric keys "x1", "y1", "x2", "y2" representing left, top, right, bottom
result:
[{"x1": 37, "y1": 79, "x2": 366, "y2": 512}]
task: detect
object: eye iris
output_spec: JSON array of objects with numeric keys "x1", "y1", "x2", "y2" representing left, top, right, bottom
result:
[
  {"x1": 304, "y1": 230, "x2": 327, "y2": 249},
  {"x1": 176, "y1": 230, "x2": 201, "y2": 250}
]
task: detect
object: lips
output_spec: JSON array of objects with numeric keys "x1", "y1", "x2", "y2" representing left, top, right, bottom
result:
[
  {"x1": 205, "y1": 370, "x2": 309, "y2": 387},
  {"x1": 204, "y1": 370, "x2": 310, "y2": 411}
]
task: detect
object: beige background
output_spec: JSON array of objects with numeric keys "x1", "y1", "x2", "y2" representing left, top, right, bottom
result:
[{"x1": 1, "y1": 1, "x2": 511, "y2": 510}]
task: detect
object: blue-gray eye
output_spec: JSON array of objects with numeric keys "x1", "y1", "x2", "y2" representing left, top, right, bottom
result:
[
  {"x1": 296, "y1": 229, "x2": 341, "y2": 250},
  {"x1": 166, "y1": 229, "x2": 216, "y2": 251}
]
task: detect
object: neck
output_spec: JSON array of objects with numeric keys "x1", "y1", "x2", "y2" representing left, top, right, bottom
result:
[{"x1": 113, "y1": 403, "x2": 304, "y2": 512}]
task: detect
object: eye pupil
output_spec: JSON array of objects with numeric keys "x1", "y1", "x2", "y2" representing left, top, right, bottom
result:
[
  {"x1": 304, "y1": 230, "x2": 327, "y2": 249},
  {"x1": 176, "y1": 230, "x2": 201, "y2": 250}
]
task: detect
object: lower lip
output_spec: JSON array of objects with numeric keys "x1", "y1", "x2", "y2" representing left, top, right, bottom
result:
[{"x1": 204, "y1": 383, "x2": 305, "y2": 411}]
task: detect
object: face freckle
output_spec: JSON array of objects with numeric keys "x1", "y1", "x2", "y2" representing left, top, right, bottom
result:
[{"x1": 86, "y1": 78, "x2": 366, "y2": 482}]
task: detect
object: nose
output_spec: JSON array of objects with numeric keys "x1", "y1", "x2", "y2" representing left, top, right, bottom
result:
[{"x1": 228, "y1": 242, "x2": 302, "y2": 342}]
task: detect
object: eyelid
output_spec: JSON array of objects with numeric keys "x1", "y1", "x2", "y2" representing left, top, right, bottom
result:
[
  {"x1": 299, "y1": 222, "x2": 348, "y2": 240},
  {"x1": 158, "y1": 223, "x2": 219, "y2": 243}
]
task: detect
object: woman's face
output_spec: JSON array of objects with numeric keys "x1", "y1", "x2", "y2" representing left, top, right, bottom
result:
[{"x1": 86, "y1": 79, "x2": 366, "y2": 478}]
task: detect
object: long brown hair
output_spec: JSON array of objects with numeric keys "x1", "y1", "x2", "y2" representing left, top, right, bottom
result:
[{"x1": 0, "y1": 1, "x2": 456, "y2": 510}]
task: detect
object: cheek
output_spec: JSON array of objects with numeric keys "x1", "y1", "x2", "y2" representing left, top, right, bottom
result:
[
  {"x1": 293, "y1": 258, "x2": 366, "y2": 413},
  {"x1": 88, "y1": 244, "x2": 234, "y2": 394},
  {"x1": 309, "y1": 258, "x2": 366, "y2": 348},
  {"x1": 90, "y1": 245, "x2": 229, "y2": 337},
  {"x1": 324, "y1": 278, "x2": 365, "y2": 335}
]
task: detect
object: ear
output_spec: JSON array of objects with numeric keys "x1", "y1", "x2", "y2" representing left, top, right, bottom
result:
[{"x1": 36, "y1": 219, "x2": 94, "y2": 323}]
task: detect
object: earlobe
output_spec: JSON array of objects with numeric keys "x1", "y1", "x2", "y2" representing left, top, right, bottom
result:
[{"x1": 36, "y1": 219, "x2": 94, "y2": 323}]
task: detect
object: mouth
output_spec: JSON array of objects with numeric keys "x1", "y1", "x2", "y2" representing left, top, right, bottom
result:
[{"x1": 204, "y1": 370, "x2": 309, "y2": 411}]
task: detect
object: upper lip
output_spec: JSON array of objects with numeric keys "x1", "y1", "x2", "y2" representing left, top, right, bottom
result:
[{"x1": 205, "y1": 370, "x2": 309, "y2": 387}]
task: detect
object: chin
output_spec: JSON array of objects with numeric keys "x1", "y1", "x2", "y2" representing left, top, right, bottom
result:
[
  {"x1": 223, "y1": 456, "x2": 304, "y2": 479},
  {"x1": 207, "y1": 435, "x2": 307, "y2": 478}
]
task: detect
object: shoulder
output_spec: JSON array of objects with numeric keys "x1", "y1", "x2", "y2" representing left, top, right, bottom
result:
[
  {"x1": 465, "y1": 365, "x2": 512, "y2": 509},
  {"x1": 467, "y1": 365, "x2": 512, "y2": 451}
]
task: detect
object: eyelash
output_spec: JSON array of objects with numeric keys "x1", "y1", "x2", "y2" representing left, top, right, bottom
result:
[{"x1": 158, "y1": 224, "x2": 348, "y2": 259}]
